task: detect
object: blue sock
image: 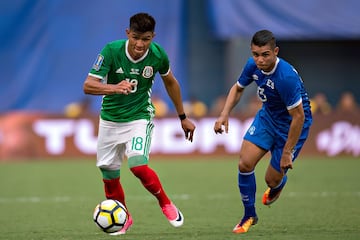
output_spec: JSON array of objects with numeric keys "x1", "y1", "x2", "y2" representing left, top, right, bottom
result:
[{"x1": 238, "y1": 170, "x2": 256, "y2": 217}]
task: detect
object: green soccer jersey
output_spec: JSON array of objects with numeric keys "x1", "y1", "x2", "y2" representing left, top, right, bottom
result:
[{"x1": 89, "y1": 40, "x2": 170, "y2": 122}]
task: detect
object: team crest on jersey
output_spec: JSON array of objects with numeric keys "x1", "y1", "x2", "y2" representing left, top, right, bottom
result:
[
  {"x1": 266, "y1": 79, "x2": 275, "y2": 89},
  {"x1": 142, "y1": 66, "x2": 153, "y2": 78},
  {"x1": 248, "y1": 125, "x2": 256, "y2": 135},
  {"x1": 92, "y1": 54, "x2": 104, "y2": 71}
]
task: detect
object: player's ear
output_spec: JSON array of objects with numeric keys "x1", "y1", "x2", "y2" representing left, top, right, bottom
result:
[
  {"x1": 125, "y1": 28, "x2": 131, "y2": 36},
  {"x1": 274, "y1": 46, "x2": 279, "y2": 56}
]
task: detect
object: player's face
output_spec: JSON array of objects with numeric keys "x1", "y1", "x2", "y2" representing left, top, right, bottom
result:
[
  {"x1": 251, "y1": 44, "x2": 279, "y2": 72},
  {"x1": 126, "y1": 29, "x2": 155, "y2": 60}
]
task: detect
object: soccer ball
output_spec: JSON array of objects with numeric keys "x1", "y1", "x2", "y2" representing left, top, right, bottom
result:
[{"x1": 93, "y1": 199, "x2": 128, "y2": 233}]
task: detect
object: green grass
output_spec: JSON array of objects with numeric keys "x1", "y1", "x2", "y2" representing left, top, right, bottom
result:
[{"x1": 0, "y1": 156, "x2": 359, "y2": 240}]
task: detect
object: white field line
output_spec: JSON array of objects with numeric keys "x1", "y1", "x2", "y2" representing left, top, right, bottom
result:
[{"x1": 0, "y1": 192, "x2": 359, "y2": 203}]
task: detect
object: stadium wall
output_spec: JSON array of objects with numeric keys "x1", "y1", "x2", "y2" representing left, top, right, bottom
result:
[{"x1": 0, "y1": 112, "x2": 359, "y2": 160}]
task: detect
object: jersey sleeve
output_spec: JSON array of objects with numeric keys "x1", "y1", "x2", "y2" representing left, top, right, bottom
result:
[
  {"x1": 237, "y1": 58, "x2": 257, "y2": 87},
  {"x1": 150, "y1": 43, "x2": 170, "y2": 76},
  {"x1": 88, "y1": 43, "x2": 112, "y2": 79},
  {"x1": 277, "y1": 68, "x2": 303, "y2": 110}
]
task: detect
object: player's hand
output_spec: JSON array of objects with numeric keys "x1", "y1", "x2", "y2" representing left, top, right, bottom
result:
[
  {"x1": 114, "y1": 80, "x2": 134, "y2": 95},
  {"x1": 280, "y1": 151, "x2": 293, "y2": 174},
  {"x1": 214, "y1": 115, "x2": 229, "y2": 134},
  {"x1": 180, "y1": 118, "x2": 196, "y2": 142}
]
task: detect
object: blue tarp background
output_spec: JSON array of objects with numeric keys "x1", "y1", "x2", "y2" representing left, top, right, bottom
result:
[
  {"x1": 0, "y1": 0, "x2": 186, "y2": 113},
  {"x1": 208, "y1": 0, "x2": 360, "y2": 40},
  {"x1": 1, "y1": 0, "x2": 359, "y2": 113}
]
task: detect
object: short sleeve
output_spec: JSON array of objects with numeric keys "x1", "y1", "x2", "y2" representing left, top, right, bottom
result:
[
  {"x1": 277, "y1": 72, "x2": 302, "y2": 110},
  {"x1": 237, "y1": 58, "x2": 257, "y2": 87},
  {"x1": 147, "y1": 42, "x2": 169, "y2": 76},
  {"x1": 89, "y1": 44, "x2": 112, "y2": 79}
]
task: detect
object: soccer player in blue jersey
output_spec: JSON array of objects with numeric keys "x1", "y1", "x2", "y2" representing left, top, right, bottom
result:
[{"x1": 214, "y1": 30, "x2": 312, "y2": 234}]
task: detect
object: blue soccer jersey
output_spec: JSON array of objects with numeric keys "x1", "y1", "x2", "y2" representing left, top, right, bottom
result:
[{"x1": 238, "y1": 57, "x2": 312, "y2": 130}]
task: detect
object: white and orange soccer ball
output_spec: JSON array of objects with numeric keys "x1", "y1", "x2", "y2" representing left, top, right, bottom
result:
[{"x1": 93, "y1": 199, "x2": 128, "y2": 233}]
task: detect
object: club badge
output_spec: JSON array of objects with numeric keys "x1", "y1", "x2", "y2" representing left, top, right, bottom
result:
[{"x1": 142, "y1": 66, "x2": 153, "y2": 78}]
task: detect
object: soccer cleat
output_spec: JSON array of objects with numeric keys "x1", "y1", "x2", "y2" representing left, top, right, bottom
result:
[
  {"x1": 232, "y1": 216, "x2": 258, "y2": 233},
  {"x1": 108, "y1": 214, "x2": 133, "y2": 236},
  {"x1": 161, "y1": 202, "x2": 184, "y2": 227},
  {"x1": 262, "y1": 187, "x2": 283, "y2": 206}
]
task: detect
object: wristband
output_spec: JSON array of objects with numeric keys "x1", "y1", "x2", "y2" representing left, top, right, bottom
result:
[{"x1": 178, "y1": 113, "x2": 187, "y2": 120}]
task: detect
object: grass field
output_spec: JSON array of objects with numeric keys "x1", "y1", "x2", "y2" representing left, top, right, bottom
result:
[{"x1": 0, "y1": 156, "x2": 359, "y2": 240}]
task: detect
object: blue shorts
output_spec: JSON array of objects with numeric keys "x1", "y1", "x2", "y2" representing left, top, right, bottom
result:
[{"x1": 244, "y1": 111, "x2": 310, "y2": 173}]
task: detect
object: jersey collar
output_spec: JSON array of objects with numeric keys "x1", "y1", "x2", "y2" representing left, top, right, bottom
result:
[
  {"x1": 261, "y1": 57, "x2": 279, "y2": 75},
  {"x1": 125, "y1": 40, "x2": 149, "y2": 63}
]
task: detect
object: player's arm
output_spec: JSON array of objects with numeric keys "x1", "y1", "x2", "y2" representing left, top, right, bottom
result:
[
  {"x1": 281, "y1": 103, "x2": 305, "y2": 172},
  {"x1": 214, "y1": 83, "x2": 244, "y2": 134},
  {"x1": 83, "y1": 75, "x2": 133, "y2": 95},
  {"x1": 161, "y1": 70, "x2": 196, "y2": 142}
]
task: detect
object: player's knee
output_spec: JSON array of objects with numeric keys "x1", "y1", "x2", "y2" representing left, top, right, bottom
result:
[
  {"x1": 238, "y1": 158, "x2": 254, "y2": 173},
  {"x1": 265, "y1": 165, "x2": 284, "y2": 187},
  {"x1": 265, "y1": 174, "x2": 283, "y2": 188}
]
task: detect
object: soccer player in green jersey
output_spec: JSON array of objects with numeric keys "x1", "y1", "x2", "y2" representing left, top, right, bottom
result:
[{"x1": 83, "y1": 12, "x2": 196, "y2": 235}]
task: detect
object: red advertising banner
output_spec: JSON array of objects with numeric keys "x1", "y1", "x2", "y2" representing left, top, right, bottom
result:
[{"x1": 0, "y1": 112, "x2": 359, "y2": 160}]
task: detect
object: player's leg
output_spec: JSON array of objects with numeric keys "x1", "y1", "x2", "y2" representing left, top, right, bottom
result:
[
  {"x1": 262, "y1": 126, "x2": 310, "y2": 206},
  {"x1": 127, "y1": 120, "x2": 184, "y2": 227},
  {"x1": 96, "y1": 119, "x2": 133, "y2": 235},
  {"x1": 101, "y1": 168, "x2": 134, "y2": 235},
  {"x1": 129, "y1": 162, "x2": 184, "y2": 227},
  {"x1": 262, "y1": 135, "x2": 291, "y2": 206},
  {"x1": 126, "y1": 120, "x2": 170, "y2": 205},
  {"x1": 96, "y1": 119, "x2": 127, "y2": 205},
  {"x1": 232, "y1": 139, "x2": 267, "y2": 233},
  {"x1": 233, "y1": 112, "x2": 273, "y2": 233},
  {"x1": 101, "y1": 169, "x2": 125, "y2": 203},
  {"x1": 262, "y1": 161, "x2": 287, "y2": 206}
]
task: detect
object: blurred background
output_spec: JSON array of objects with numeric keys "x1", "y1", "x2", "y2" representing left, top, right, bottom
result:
[{"x1": 1, "y1": 0, "x2": 359, "y2": 159}]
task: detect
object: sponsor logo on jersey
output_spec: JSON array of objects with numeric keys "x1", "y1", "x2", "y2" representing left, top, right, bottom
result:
[
  {"x1": 130, "y1": 68, "x2": 140, "y2": 75},
  {"x1": 252, "y1": 74, "x2": 259, "y2": 81},
  {"x1": 142, "y1": 66, "x2": 153, "y2": 78},
  {"x1": 92, "y1": 54, "x2": 104, "y2": 71},
  {"x1": 116, "y1": 67, "x2": 124, "y2": 74}
]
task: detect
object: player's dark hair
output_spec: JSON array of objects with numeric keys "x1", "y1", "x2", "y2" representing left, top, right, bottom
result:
[
  {"x1": 251, "y1": 30, "x2": 276, "y2": 49},
  {"x1": 129, "y1": 13, "x2": 156, "y2": 33}
]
